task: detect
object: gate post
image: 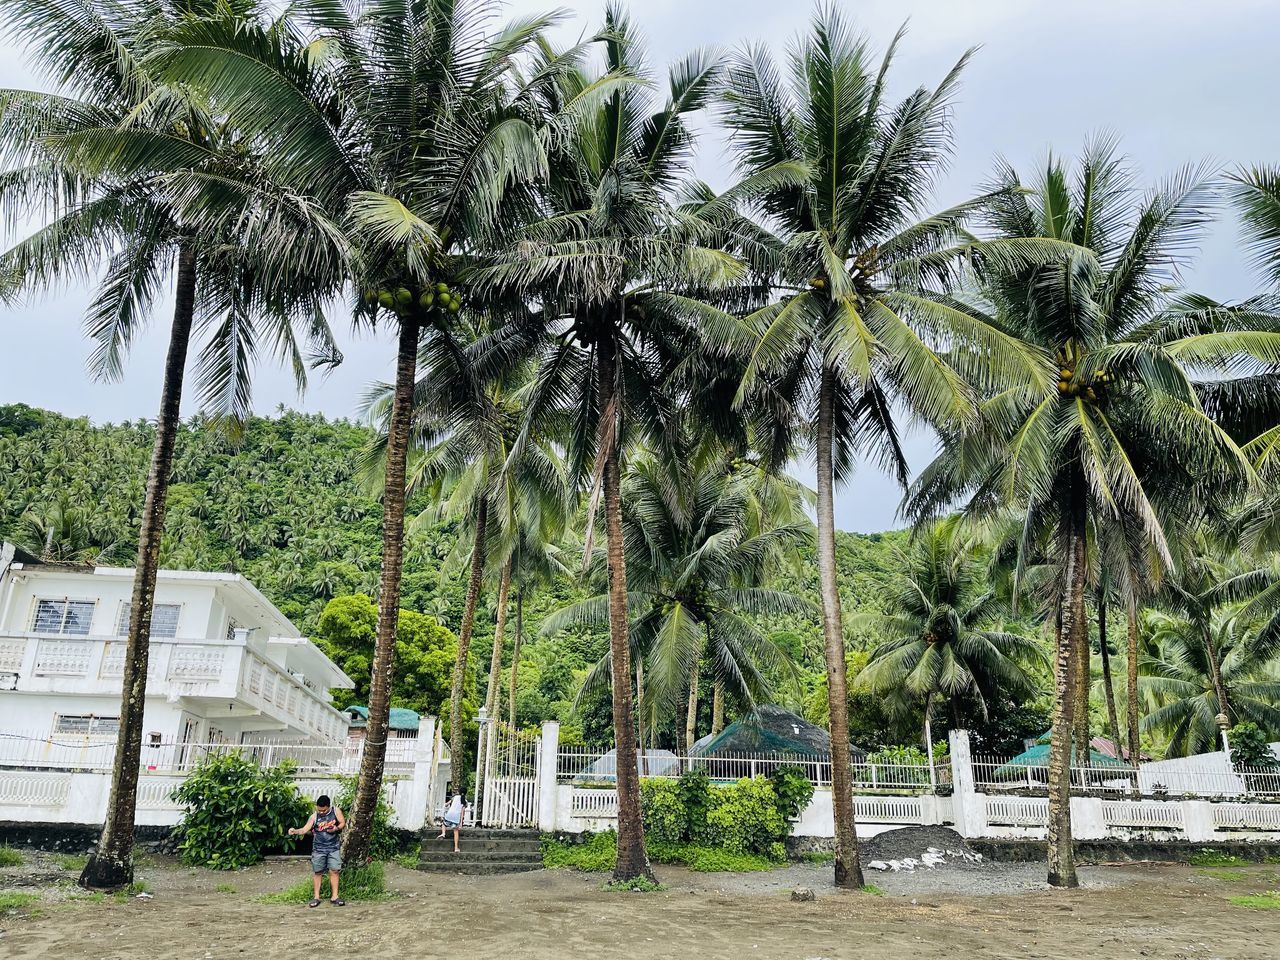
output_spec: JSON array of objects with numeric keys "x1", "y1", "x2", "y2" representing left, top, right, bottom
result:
[
  {"x1": 949, "y1": 729, "x2": 985, "y2": 838},
  {"x1": 402, "y1": 715, "x2": 436, "y2": 831},
  {"x1": 537, "y1": 720, "x2": 560, "y2": 832}
]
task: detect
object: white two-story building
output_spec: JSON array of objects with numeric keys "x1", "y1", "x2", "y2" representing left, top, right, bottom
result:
[{"x1": 0, "y1": 542, "x2": 353, "y2": 768}]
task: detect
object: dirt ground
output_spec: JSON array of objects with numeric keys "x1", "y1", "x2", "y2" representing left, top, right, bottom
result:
[{"x1": 2, "y1": 850, "x2": 1279, "y2": 960}]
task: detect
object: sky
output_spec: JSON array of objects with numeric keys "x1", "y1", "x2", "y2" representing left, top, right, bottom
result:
[{"x1": 1, "y1": 0, "x2": 1278, "y2": 532}]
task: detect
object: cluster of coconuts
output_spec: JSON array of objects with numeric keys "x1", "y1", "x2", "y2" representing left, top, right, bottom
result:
[
  {"x1": 1055, "y1": 346, "x2": 1111, "y2": 402},
  {"x1": 364, "y1": 281, "x2": 463, "y2": 315}
]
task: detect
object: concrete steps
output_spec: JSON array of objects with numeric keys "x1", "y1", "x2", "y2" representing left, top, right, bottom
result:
[{"x1": 417, "y1": 827, "x2": 543, "y2": 875}]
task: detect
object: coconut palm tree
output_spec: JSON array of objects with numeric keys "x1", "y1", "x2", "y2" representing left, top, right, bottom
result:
[
  {"x1": 160, "y1": 0, "x2": 559, "y2": 863},
  {"x1": 545, "y1": 445, "x2": 811, "y2": 751},
  {"x1": 855, "y1": 516, "x2": 1046, "y2": 750},
  {"x1": 705, "y1": 9, "x2": 1055, "y2": 889},
  {"x1": 469, "y1": 4, "x2": 739, "y2": 881},
  {"x1": 1140, "y1": 610, "x2": 1280, "y2": 756},
  {"x1": 0, "y1": 0, "x2": 339, "y2": 888},
  {"x1": 906, "y1": 137, "x2": 1280, "y2": 886}
]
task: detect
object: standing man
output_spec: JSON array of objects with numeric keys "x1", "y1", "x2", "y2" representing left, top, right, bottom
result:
[{"x1": 289, "y1": 794, "x2": 346, "y2": 907}]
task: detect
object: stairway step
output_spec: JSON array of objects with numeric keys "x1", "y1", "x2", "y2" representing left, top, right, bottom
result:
[
  {"x1": 417, "y1": 860, "x2": 543, "y2": 875},
  {"x1": 425, "y1": 828, "x2": 540, "y2": 840},
  {"x1": 419, "y1": 855, "x2": 540, "y2": 870},
  {"x1": 422, "y1": 837, "x2": 542, "y2": 852}
]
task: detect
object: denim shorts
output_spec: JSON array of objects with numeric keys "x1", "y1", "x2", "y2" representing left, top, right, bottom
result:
[{"x1": 311, "y1": 849, "x2": 342, "y2": 873}]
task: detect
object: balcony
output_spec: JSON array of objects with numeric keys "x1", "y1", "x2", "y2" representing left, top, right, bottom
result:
[{"x1": 0, "y1": 632, "x2": 348, "y2": 744}]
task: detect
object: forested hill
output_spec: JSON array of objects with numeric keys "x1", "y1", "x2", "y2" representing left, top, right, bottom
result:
[{"x1": 0, "y1": 403, "x2": 908, "y2": 739}]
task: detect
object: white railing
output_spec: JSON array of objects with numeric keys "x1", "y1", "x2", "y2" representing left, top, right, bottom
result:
[
  {"x1": 1211, "y1": 803, "x2": 1280, "y2": 831},
  {"x1": 973, "y1": 752, "x2": 1280, "y2": 799},
  {"x1": 854, "y1": 795, "x2": 925, "y2": 822},
  {"x1": 569, "y1": 787, "x2": 619, "y2": 819},
  {"x1": 0, "y1": 731, "x2": 421, "y2": 776},
  {"x1": 0, "y1": 771, "x2": 72, "y2": 806},
  {"x1": 1102, "y1": 799, "x2": 1184, "y2": 830},
  {"x1": 239, "y1": 652, "x2": 347, "y2": 744},
  {"x1": 555, "y1": 746, "x2": 944, "y2": 792},
  {"x1": 985, "y1": 795, "x2": 1050, "y2": 827}
]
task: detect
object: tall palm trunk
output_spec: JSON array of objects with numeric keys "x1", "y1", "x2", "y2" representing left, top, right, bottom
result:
[
  {"x1": 1202, "y1": 621, "x2": 1231, "y2": 731},
  {"x1": 344, "y1": 315, "x2": 419, "y2": 865},
  {"x1": 599, "y1": 335, "x2": 652, "y2": 883},
  {"x1": 1097, "y1": 597, "x2": 1122, "y2": 753},
  {"x1": 1125, "y1": 598, "x2": 1141, "y2": 769},
  {"x1": 474, "y1": 558, "x2": 512, "y2": 818},
  {"x1": 816, "y1": 369, "x2": 863, "y2": 890},
  {"x1": 685, "y1": 659, "x2": 700, "y2": 756},
  {"x1": 711, "y1": 681, "x2": 725, "y2": 736},
  {"x1": 1047, "y1": 476, "x2": 1086, "y2": 889},
  {"x1": 507, "y1": 587, "x2": 523, "y2": 730},
  {"x1": 1072, "y1": 607, "x2": 1091, "y2": 759},
  {"x1": 448, "y1": 499, "x2": 488, "y2": 795},
  {"x1": 81, "y1": 242, "x2": 198, "y2": 890}
]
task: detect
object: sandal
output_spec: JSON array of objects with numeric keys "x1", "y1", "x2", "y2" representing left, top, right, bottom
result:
[
  {"x1": 330, "y1": 898, "x2": 346, "y2": 906},
  {"x1": 307, "y1": 899, "x2": 321, "y2": 908}
]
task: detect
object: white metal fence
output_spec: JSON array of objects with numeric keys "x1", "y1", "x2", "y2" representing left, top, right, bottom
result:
[
  {"x1": 555, "y1": 745, "x2": 945, "y2": 792},
  {"x1": 972, "y1": 753, "x2": 1280, "y2": 799}
]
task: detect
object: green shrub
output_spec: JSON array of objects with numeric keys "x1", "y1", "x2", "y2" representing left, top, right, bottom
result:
[
  {"x1": 673, "y1": 845, "x2": 776, "y2": 872},
  {"x1": 677, "y1": 769, "x2": 711, "y2": 840},
  {"x1": 703, "y1": 777, "x2": 786, "y2": 858},
  {"x1": 0, "y1": 848, "x2": 23, "y2": 867},
  {"x1": 605, "y1": 876, "x2": 665, "y2": 892},
  {"x1": 640, "y1": 779, "x2": 687, "y2": 844},
  {"x1": 172, "y1": 751, "x2": 310, "y2": 870},
  {"x1": 261, "y1": 862, "x2": 389, "y2": 903},
  {"x1": 863, "y1": 745, "x2": 934, "y2": 786},
  {"x1": 541, "y1": 832, "x2": 617, "y2": 872},
  {"x1": 333, "y1": 775, "x2": 399, "y2": 862},
  {"x1": 1229, "y1": 723, "x2": 1279, "y2": 770},
  {"x1": 769, "y1": 765, "x2": 815, "y2": 823},
  {"x1": 1188, "y1": 850, "x2": 1247, "y2": 867}
]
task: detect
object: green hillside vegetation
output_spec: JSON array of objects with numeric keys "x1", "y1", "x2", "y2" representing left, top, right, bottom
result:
[{"x1": 1, "y1": 404, "x2": 1031, "y2": 750}]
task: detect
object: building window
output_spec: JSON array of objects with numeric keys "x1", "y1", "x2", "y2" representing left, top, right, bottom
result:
[
  {"x1": 53, "y1": 714, "x2": 119, "y2": 736},
  {"x1": 31, "y1": 599, "x2": 96, "y2": 636},
  {"x1": 115, "y1": 602, "x2": 181, "y2": 639},
  {"x1": 226, "y1": 619, "x2": 241, "y2": 642}
]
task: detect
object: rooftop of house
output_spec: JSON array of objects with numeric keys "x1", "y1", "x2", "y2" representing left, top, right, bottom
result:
[{"x1": 343, "y1": 705, "x2": 421, "y2": 731}]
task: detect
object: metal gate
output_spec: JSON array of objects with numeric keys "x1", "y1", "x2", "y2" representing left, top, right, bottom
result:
[{"x1": 480, "y1": 720, "x2": 540, "y2": 828}]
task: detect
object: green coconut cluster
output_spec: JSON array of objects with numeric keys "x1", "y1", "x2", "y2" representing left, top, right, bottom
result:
[{"x1": 363, "y1": 280, "x2": 463, "y2": 315}]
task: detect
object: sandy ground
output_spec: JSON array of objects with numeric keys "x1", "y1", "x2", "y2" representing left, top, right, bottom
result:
[{"x1": 3, "y1": 850, "x2": 1279, "y2": 960}]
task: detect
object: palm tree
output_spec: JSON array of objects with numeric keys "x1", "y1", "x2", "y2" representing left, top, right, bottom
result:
[
  {"x1": 1140, "y1": 610, "x2": 1280, "y2": 756},
  {"x1": 707, "y1": 9, "x2": 1049, "y2": 889},
  {"x1": 907, "y1": 137, "x2": 1279, "y2": 886},
  {"x1": 0, "y1": 0, "x2": 338, "y2": 888},
  {"x1": 471, "y1": 4, "x2": 736, "y2": 882},
  {"x1": 545, "y1": 445, "x2": 810, "y2": 751},
  {"x1": 162, "y1": 0, "x2": 558, "y2": 863},
  {"x1": 855, "y1": 516, "x2": 1046, "y2": 751}
]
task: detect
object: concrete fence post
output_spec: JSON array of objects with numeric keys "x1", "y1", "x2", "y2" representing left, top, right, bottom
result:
[
  {"x1": 948, "y1": 729, "x2": 986, "y2": 837},
  {"x1": 1071, "y1": 796, "x2": 1107, "y2": 839},
  {"x1": 401, "y1": 715, "x2": 436, "y2": 831},
  {"x1": 1183, "y1": 800, "x2": 1216, "y2": 841},
  {"x1": 537, "y1": 721, "x2": 560, "y2": 832}
]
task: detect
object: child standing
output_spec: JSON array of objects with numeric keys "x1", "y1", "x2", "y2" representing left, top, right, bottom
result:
[
  {"x1": 437, "y1": 790, "x2": 466, "y2": 853},
  {"x1": 288, "y1": 794, "x2": 345, "y2": 907}
]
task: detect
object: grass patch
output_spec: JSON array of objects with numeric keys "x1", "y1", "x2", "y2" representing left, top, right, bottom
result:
[
  {"x1": 800, "y1": 852, "x2": 834, "y2": 864},
  {"x1": 0, "y1": 892, "x2": 40, "y2": 914},
  {"x1": 392, "y1": 845, "x2": 421, "y2": 870},
  {"x1": 1188, "y1": 851, "x2": 1247, "y2": 867},
  {"x1": 1227, "y1": 892, "x2": 1280, "y2": 910},
  {"x1": 111, "y1": 881, "x2": 153, "y2": 903},
  {"x1": 0, "y1": 847, "x2": 24, "y2": 867},
  {"x1": 862, "y1": 884, "x2": 885, "y2": 896},
  {"x1": 67, "y1": 891, "x2": 107, "y2": 904},
  {"x1": 604, "y1": 876, "x2": 665, "y2": 893},
  {"x1": 259, "y1": 863, "x2": 391, "y2": 904},
  {"x1": 52, "y1": 853, "x2": 87, "y2": 871},
  {"x1": 542, "y1": 833, "x2": 783, "y2": 874},
  {"x1": 1200, "y1": 869, "x2": 1247, "y2": 882},
  {"x1": 214, "y1": 883, "x2": 237, "y2": 894}
]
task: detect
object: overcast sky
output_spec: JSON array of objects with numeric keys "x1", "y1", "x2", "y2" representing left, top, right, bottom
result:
[{"x1": 2, "y1": 0, "x2": 1277, "y2": 532}]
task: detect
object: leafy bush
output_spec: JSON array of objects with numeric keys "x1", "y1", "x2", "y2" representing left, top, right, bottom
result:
[
  {"x1": 172, "y1": 752, "x2": 310, "y2": 870},
  {"x1": 658, "y1": 843, "x2": 776, "y2": 872},
  {"x1": 863, "y1": 745, "x2": 935, "y2": 786},
  {"x1": 605, "y1": 876, "x2": 665, "y2": 892},
  {"x1": 640, "y1": 779, "x2": 686, "y2": 844},
  {"x1": 333, "y1": 775, "x2": 399, "y2": 861},
  {"x1": 261, "y1": 862, "x2": 389, "y2": 903},
  {"x1": 677, "y1": 769, "x2": 711, "y2": 840},
  {"x1": 769, "y1": 765, "x2": 815, "y2": 822},
  {"x1": 541, "y1": 832, "x2": 617, "y2": 871},
  {"x1": 703, "y1": 777, "x2": 787, "y2": 858},
  {"x1": 1229, "y1": 723, "x2": 1279, "y2": 769}
]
